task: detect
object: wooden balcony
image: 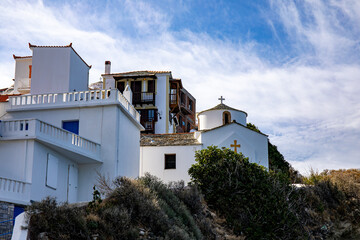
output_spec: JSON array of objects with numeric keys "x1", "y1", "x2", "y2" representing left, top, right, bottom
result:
[{"x1": 133, "y1": 92, "x2": 155, "y2": 105}]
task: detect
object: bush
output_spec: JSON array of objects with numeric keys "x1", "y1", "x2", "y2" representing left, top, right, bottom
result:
[{"x1": 188, "y1": 146, "x2": 307, "y2": 239}]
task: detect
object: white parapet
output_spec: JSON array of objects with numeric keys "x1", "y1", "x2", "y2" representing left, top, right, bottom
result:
[
  {"x1": 8, "y1": 89, "x2": 141, "y2": 122},
  {"x1": 0, "y1": 177, "x2": 31, "y2": 205}
]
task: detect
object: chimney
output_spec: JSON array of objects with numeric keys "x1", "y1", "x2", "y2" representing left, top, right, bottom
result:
[{"x1": 105, "y1": 61, "x2": 111, "y2": 74}]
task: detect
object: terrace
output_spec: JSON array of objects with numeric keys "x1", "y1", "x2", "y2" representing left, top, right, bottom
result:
[{"x1": 0, "y1": 119, "x2": 101, "y2": 163}]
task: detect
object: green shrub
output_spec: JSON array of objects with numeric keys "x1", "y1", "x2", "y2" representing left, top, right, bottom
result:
[{"x1": 189, "y1": 146, "x2": 307, "y2": 239}]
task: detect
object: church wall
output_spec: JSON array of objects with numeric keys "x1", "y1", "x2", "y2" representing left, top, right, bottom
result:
[
  {"x1": 200, "y1": 124, "x2": 269, "y2": 168},
  {"x1": 31, "y1": 47, "x2": 72, "y2": 95},
  {"x1": 198, "y1": 109, "x2": 247, "y2": 130},
  {"x1": 140, "y1": 145, "x2": 201, "y2": 184}
]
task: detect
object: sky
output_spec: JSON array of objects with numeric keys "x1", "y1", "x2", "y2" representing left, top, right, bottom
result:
[{"x1": 0, "y1": 0, "x2": 360, "y2": 175}]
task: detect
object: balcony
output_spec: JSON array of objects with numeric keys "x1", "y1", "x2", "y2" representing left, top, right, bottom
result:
[
  {"x1": 133, "y1": 92, "x2": 155, "y2": 105},
  {"x1": 0, "y1": 119, "x2": 101, "y2": 163},
  {"x1": 8, "y1": 89, "x2": 140, "y2": 123},
  {"x1": 0, "y1": 177, "x2": 31, "y2": 205}
]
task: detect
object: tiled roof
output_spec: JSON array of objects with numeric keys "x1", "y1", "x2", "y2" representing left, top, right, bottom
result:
[
  {"x1": 197, "y1": 103, "x2": 247, "y2": 116},
  {"x1": 102, "y1": 70, "x2": 171, "y2": 77},
  {"x1": 140, "y1": 133, "x2": 202, "y2": 146},
  {"x1": 13, "y1": 55, "x2": 32, "y2": 59},
  {"x1": 28, "y1": 43, "x2": 91, "y2": 68}
]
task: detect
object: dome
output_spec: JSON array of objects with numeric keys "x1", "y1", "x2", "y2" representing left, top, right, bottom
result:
[{"x1": 197, "y1": 103, "x2": 247, "y2": 131}]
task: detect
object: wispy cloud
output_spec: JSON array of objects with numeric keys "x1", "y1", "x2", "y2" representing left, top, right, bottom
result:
[{"x1": 0, "y1": 0, "x2": 359, "y2": 174}]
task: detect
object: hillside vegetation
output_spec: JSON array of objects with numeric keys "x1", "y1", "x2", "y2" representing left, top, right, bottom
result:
[{"x1": 27, "y1": 147, "x2": 360, "y2": 239}]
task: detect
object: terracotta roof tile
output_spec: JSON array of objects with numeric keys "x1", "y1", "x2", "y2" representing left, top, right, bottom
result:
[
  {"x1": 140, "y1": 133, "x2": 201, "y2": 146},
  {"x1": 13, "y1": 55, "x2": 32, "y2": 59},
  {"x1": 102, "y1": 70, "x2": 171, "y2": 77}
]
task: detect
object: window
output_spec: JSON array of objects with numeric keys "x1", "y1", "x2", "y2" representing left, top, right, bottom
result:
[
  {"x1": 187, "y1": 122, "x2": 191, "y2": 132},
  {"x1": 62, "y1": 120, "x2": 79, "y2": 134},
  {"x1": 188, "y1": 99, "x2": 193, "y2": 111},
  {"x1": 29, "y1": 65, "x2": 32, "y2": 78},
  {"x1": 223, "y1": 111, "x2": 231, "y2": 125},
  {"x1": 147, "y1": 80, "x2": 155, "y2": 92},
  {"x1": 46, "y1": 154, "x2": 58, "y2": 189},
  {"x1": 165, "y1": 154, "x2": 176, "y2": 169},
  {"x1": 117, "y1": 81, "x2": 125, "y2": 93}
]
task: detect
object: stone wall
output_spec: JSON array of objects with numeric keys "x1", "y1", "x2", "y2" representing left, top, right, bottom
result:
[{"x1": 0, "y1": 201, "x2": 14, "y2": 240}]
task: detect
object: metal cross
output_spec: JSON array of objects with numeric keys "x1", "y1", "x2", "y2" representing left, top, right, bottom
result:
[
  {"x1": 230, "y1": 140, "x2": 241, "y2": 153},
  {"x1": 218, "y1": 96, "x2": 225, "y2": 104}
]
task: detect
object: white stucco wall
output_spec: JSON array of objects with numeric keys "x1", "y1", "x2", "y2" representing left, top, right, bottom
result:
[
  {"x1": 200, "y1": 123, "x2": 268, "y2": 168},
  {"x1": 2, "y1": 103, "x2": 141, "y2": 203},
  {"x1": 0, "y1": 140, "x2": 34, "y2": 182},
  {"x1": 140, "y1": 145, "x2": 202, "y2": 184},
  {"x1": 31, "y1": 141, "x2": 79, "y2": 203},
  {"x1": 69, "y1": 49, "x2": 89, "y2": 92},
  {"x1": 13, "y1": 58, "x2": 32, "y2": 94},
  {"x1": 198, "y1": 109, "x2": 247, "y2": 130},
  {"x1": 31, "y1": 47, "x2": 71, "y2": 94},
  {"x1": 118, "y1": 108, "x2": 140, "y2": 178},
  {"x1": 154, "y1": 74, "x2": 168, "y2": 134},
  {"x1": 30, "y1": 47, "x2": 89, "y2": 94}
]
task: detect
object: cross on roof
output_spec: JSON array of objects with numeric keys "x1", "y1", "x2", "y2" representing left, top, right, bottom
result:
[{"x1": 218, "y1": 96, "x2": 225, "y2": 104}]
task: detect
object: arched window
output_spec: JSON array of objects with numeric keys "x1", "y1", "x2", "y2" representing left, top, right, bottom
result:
[{"x1": 223, "y1": 111, "x2": 231, "y2": 125}]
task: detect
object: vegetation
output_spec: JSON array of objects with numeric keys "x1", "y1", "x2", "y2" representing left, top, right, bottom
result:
[
  {"x1": 188, "y1": 146, "x2": 306, "y2": 239},
  {"x1": 27, "y1": 174, "x2": 240, "y2": 240},
  {"x1": 189, "y1": 146, "x2": 360, "y2": 239},
  {"x1": 26, "y1": 143, "x2": 360, "y2": 239}
]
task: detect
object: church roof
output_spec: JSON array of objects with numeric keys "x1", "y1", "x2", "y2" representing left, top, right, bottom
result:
[
  {"x1": 140, "y1": 133, "x2": 202, "y2": 146},
  {"x1": 197, "y1": 103, "x2": 248, "y2": 116},
  {"x1": 200, "y1": 121, "x2": 268, "y2": 137}
]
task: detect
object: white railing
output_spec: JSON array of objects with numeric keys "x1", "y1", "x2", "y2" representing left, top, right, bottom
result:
[
  {"x1": 0, "y1": 119, "x2": 35, "y2": 138},
  {"x1": 116, "y1": 91, "x2": 141, "y2": 121},
  {"x1": 38, "y1": 120, "x2": 100, "y2": 156},
  {"x1": 0, "y1": 119, "x2": 101, "y2": 161},
  {"x1": 9, "y1": 89, "x2": 141, "y2": 122},
  {"x1": 0, "y1": 177, "x2": 31, "y2": 204}
]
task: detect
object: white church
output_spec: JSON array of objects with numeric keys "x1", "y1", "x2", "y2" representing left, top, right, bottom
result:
[{"x1": 0, "y1": 44, "x2": 268, "y2": 214}]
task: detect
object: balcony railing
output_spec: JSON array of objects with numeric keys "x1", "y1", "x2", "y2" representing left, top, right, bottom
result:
[
  {"x1": 0, "y1": 177, "x2": 31, "y2": 205},
  {"x1": 8, "y1": 89, "x2": 140, "y2": 122},
  {"x1": 0, "y1": 119, "x2": 101, "y2": 162},
  {"x1": 133, "y1": 92, "x2": 155, "y2": 105}
]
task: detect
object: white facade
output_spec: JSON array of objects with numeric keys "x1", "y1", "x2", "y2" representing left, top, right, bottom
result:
[{"x1": 0, "y1": 45, "x2": 143, "y2": 206}]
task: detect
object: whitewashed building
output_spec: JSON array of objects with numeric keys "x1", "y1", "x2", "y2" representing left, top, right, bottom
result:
[
  {"x1": 140, "y1": 98, "x2": 269, "y2": 184},
  {"x1": 0, "y1": 44, "x2": 144, "y2": 208}
]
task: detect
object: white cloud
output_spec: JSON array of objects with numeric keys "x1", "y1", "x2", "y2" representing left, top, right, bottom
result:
[{"x1": 0, "y1": 0, "x2": 359, "y2": 175}]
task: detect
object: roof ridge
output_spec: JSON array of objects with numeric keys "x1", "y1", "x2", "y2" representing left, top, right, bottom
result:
[{"x1": 28, "y1": 43, "x2": 91, "y2": 68}]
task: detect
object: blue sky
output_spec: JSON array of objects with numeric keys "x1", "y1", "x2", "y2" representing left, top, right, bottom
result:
[{"x1": 1, "y1": 0, "x2": 360, "y2": 174}]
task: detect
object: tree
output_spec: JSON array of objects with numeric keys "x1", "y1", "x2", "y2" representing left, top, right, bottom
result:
[{"x1": 188, "y1": 146, "x2": 306, "y2": 239}]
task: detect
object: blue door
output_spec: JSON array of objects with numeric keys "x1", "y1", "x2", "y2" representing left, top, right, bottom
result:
[{"x1": 62, "y1": 121, "x2": 79, "y2": 134}]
